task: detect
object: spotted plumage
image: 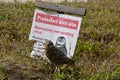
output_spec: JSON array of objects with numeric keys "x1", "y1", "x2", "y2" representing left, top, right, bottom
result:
[{"x1": 45, "y1": 40, "x2": 75, "y2": 67}]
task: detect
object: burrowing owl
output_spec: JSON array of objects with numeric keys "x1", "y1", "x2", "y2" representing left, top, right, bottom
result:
[{"x1": 44, "y1": 40, "x2": 75, "y2": 66}]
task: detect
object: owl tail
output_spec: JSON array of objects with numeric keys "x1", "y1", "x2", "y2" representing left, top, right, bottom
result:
[{"x1": 67, "y1": 58, "x2": 75, "y2": 67}]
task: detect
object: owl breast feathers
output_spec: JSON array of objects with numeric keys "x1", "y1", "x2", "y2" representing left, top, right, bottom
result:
[{"x1": 45, "y1": 41, "x2": 75, "y2": 66}]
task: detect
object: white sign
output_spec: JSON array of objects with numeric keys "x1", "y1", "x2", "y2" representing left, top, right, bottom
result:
[{"x1": 29, "y1": 9, "x2": 82, "y2": 58}]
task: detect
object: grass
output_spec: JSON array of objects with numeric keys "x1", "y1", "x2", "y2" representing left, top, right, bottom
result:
[{"x1": 0, "y1": 0, "x2": 120, "y2": 79}]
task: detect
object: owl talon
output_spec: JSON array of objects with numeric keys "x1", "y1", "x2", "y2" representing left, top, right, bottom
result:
[{"x1": 53, "y1": 67, "x2": 60, "y2": 74}]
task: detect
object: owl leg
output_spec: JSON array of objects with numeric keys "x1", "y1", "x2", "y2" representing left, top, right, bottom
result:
[{"x1": 53, "y1": 67, "x2": 60, "y2": 74}]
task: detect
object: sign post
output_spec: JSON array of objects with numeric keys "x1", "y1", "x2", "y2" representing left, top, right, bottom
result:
[{"x1": 29, "y1": 1, "x2": 86, "y2": 60}]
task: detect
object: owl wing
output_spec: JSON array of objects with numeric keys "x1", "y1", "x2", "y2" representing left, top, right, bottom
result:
[{"x1": 46, "y1": 46, "x2": 69, "y2": 65}]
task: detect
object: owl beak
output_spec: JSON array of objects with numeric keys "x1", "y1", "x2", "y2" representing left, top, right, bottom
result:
[
  {"x1": 43, "y1": 42, "x2": 47, "y2": 46},
  {"x1": 43, "y1": 41, "x2": 49, "y2": 47}
]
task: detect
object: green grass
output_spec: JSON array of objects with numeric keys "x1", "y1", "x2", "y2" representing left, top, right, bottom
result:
[{"x1": 0, "y1": 0, "x2": 120, "y2": 79}]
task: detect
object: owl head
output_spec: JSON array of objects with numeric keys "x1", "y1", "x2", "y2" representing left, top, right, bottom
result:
[{"x1": 44, "y1": 40, "x2": 54, "y2": 50}]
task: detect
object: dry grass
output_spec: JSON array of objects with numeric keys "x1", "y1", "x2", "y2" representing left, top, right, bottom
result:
[{"x1": 0, "y1": 0, "x2": 120, "y2": 79}]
